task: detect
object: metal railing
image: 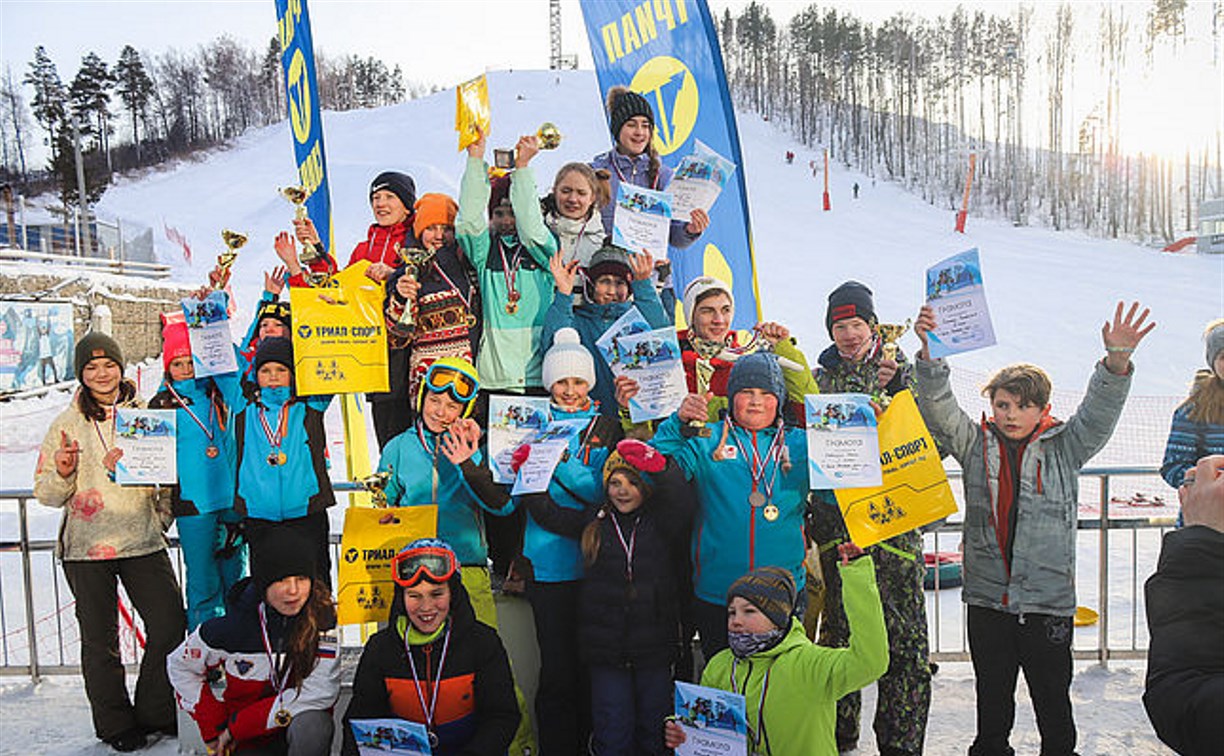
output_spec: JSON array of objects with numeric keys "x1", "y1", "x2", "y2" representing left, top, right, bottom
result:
[
  {"x1": 0, "y1": 248, "x2": 171, "y2": 280},
  {"x1": 0, "y1": 469, "x2": 1172, "y2": 681}
]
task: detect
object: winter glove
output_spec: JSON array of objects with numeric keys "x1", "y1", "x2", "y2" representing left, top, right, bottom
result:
[
  {"x1": 616, "y1": 438, "x2": 665, "y2": 473},
  {"x1": 510, "y1": 443, "x2": 532, "y2": 473}
]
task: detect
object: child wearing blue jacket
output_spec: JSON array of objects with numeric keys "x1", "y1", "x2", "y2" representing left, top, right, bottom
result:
[
  {"x1": 541, "y1": 242, "x2": 672, "y2": 417},
  {"x1": 376, "y1": 358, "x2": 516, "y2": 628},
  {"x1": 149, "y1": 317, "x2": 247, "y2": 630},
  {"x1": 652, "y1": 352, "x2": 816, "y2": 660},
  {"x1": 508, "y1": 327, "x2": 622, "y2": 754},
  {"x1": 233, "y1": 337, "x2": 334, "y2": 584}
]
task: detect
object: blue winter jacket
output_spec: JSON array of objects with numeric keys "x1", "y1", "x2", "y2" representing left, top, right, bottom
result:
[
  {"x1": 234, "y1": 386, "x2": 335, "y2": 521},
  {"x1": 590, "y1": 149, "x2": 699, "y2": 251},
  {"x1": 514, "y1": 404, "x2": 619, "y2": 583},
  {"x1": 540, "y1": 280, "x2": 671, "y2": 416},
  {"x1": 377, "y1": 424, "x2": 513, "y2": 566},
  {"x1": 149, "y1": 373, "x2": 243, "y2": 516},
  {"x1": 651, "y1": 413, "x2": 812, "y2": 605}
]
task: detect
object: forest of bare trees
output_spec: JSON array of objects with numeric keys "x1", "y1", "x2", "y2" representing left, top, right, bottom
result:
[
  {"x1": 720, "y1": 1, "x2": 1222, "y2": 244},
  {"x1": 0, "y1": 36, "x2": 428, "y2": 205}
]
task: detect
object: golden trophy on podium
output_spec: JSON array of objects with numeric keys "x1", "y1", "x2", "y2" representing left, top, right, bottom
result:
[
  {"x1": 357, "y1": 471, "x2": 391, "y2": 507},
  {"x1": 875, "y1": 319, "x2": 912, "y2": 361},
  {"x1": 390, "y1": 244, "x2": 438, "y2": 338},
  {"x1": 213, "y1": 229, "x2": 247, "y2": 289},
  {"x1": 280, "y1": 185, "x2": 323, "y2": 264}
]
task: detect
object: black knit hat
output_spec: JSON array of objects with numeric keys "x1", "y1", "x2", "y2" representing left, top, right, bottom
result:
[
  {"x1": 727, "y1": 566, "x2": 797, "y2": 630},
  {"x1": 585, "y1": 242, "x2": 632, "y2": 284},
  {"x1": 826, "y1": 281, "x2": 877, "y2": 336},
  {"x1": 369, "y1": 171, "x2": 417, "y2": 212},
  {"x1": 249, "y1": 525, "x2": 317, "y2": 595},
  {"x1": 607, "y1": 87, "x2": 655, "y2": 141},
  {"x1": 74, "y1": 332, "x2": 123, "y2": 381},
  {"x1": 256, "y1": 300, "x2": 291, "y2": 332},
  {"x1": 254, "y1": 337, "x2": 294, "y2": 373}
]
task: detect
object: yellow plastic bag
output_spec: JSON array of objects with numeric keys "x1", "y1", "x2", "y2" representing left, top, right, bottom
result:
[
  {"x1": 456, "y1": 74, "x2": 490, "y2": 152},
  {"x1": 336, "y1": 504, "x2": 437, "y2": 625},
  {"x1": 289, "y1": 260, "x2": 389, "y2": 396},
  {"x1": 834, "y1": 390, "x2": 958, "y2": 547}
]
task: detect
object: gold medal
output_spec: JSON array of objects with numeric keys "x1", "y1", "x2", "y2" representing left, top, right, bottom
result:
[
  {"x1": 274, "y1": 708, "x2": 292, "y2": 727},
  {"x1": 277, "y1": 451, "x2": 288, "y2": 466},
  {"x1": 763, "y1": 504, "x2": 780, "y2": 522},
  {"x1": 505, "y1": 301, "x2": 518, "y2": 315}
]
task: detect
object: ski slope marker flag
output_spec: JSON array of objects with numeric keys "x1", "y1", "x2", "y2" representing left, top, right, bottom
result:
[
  {"x1": 578, "y1": 0, "x2": 761, "y2": 329},
  {"x1": 275, "y1": 0, "x2": 334, "y2": 256}
]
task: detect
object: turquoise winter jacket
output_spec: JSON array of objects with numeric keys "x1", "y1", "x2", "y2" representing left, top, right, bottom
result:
[
  {"x1": 149, "y1": 373, "x2": 243, "y2": 516},
  {"x1": 652, "y1": 413, "x2": 814, "y2": 605},
  {"x1": 456, "y1": 156, "x2": 558, "y2": 391},
  {"x1": 377, "y1": 424, "x2": 514, "y2": 566},
  {"x1": 234, "y1": 386, "x2": 335, "y2": 521}
]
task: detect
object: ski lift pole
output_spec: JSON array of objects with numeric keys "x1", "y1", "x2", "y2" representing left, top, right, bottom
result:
[
  {"x1": 955, "y1": 152, "x2": 977, "y2": 233},
  {"x1": 822, "y1": 148, "x2": 831, "y2": 211}
]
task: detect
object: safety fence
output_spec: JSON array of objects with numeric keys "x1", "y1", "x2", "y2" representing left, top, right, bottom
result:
[{"x1": 0, "y1": 468, "x2": 1173, "y2": 681}]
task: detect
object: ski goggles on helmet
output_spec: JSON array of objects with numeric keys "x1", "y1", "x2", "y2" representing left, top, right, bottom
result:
[
  {"x1": 424, "y1": 363, "x2": 479, "y2": 403},
  {"x1": 392, "y1": 542, "x2": 459, "y2": 587}
]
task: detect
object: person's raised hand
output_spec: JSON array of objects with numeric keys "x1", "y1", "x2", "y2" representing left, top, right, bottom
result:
[
  {"x1": 514, "y1": 134, "x2": 540, "y2": 168},
  {"x1": 54, "y1": 430, "x2": 79, "y2": 478},
  {"x1": 756, "y1": 321, "x2": 789, "y2": 346},
  {"x1": 264, "y1": 265, "x2": 287, "y2": 297},
  {"x1": 677, "y1": 392, "x2": 711, "y2": 423},
  {"x1": 466, "y1": 126, "x2": 486, "y2": 159},
  {"x1": 663, "y1": 720, "x2": 687, "y2": 749},
  {"x1": 837, "y1": 541, "x2": 865, "y2": 565},
  {"x1": 292, "y1": 217, "x2": 321, "y2": 246},
  {"x1": 877, "y1": 357, "x2": 898, "y2": 388},
  {"x1": 914, "y1": 304, "x2": 937, "y2": 360},
  {"x1": 1102, "y1": 301, "x2": 1155, "y2": 375},
  {"x1": 628, "y1": 249, "x2": 655, "y2": 282},
  {"x1": 685, "y1": 208, "x2": 711, "y2": 235},
  {"x1": 614, "y1": 375, "x2": 640, "y2": 410},
  {"x1": 549, "y1": 249, "x2": 579, "y2": 296}
]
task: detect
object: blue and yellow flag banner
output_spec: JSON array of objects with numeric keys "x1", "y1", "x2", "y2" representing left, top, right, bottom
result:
[
  {"x1": 579, "y1": 0, "x2": 760, "y2": 328},
  {"x1": 275, "y1": 0, "x2": 333, "y2": 255}
]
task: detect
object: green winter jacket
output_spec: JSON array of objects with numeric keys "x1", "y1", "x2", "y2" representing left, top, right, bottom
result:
[
  {"x1": 700, "y1": 556, "x2": 889, "y2": 755},
  {"x1": 456, "y1": 156, "x2": 558, "y2": 391}
]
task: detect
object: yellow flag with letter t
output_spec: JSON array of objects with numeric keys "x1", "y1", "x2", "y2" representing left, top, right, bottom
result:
[
  {"x1": 337, "y1": 504, "x2": 437, "y2": 625},
  {"x1": 289, "y1": 260, "x2": 389, "y2": 396},
  {"x1": 834, "y1": 390, "x2": 958, "y2": 547}
]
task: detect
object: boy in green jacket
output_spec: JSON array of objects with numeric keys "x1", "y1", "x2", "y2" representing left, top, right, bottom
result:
[{"x1": 665, "y1": 550, "x2": 889, "y2": 755}]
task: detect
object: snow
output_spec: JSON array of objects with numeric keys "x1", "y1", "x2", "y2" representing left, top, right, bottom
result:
[{"x1": 1, "y1": 68, "x2": 1214, "y2": 753}]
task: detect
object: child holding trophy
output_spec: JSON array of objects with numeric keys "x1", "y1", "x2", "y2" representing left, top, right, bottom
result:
[{"x1": 808, "y1": 281, "x2": 932, "y2": 756}]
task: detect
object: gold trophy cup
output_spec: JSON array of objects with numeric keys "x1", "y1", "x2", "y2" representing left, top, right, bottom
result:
[
  {"x1": 875, "y1": 319, "x2": 912, "y2": 361},
  {"x1": 214, "y1": 229, "x2": 247, "y2": 288},
  {"x1": 685, "y1": 339, "x2": 723, "y2": 438},
  {"x1": 390, "y1": 245, "x2": 439, "y2": 338},
  {"x1": 493, "y1": 122, "x2": 565, "y2": 170},
  {"x1": 280, "y1": 185, "x2": 322, "y2": 264},
  {"x1": 357, "y1": 471, "x2": 391, "y2": 507}
]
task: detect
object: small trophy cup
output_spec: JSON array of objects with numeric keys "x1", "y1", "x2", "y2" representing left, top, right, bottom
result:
[
  {"x1": 390, "y1": 245, "x2": 438, "y2": 338},
  {"x1": 684, "y1": 339, "x2": 723, "y2": 438},
  {"x1": 357, "y1": 471, "x2": 391, "y2": 507},
  {"x1": 875, "y1": 319, "x2": 912, "y2": 361},
  {"x1": 280, "y1": 185, "x2": 322, "y2": 264},
  {"x1": 493, "y1": 122, "x2": 565, "y2": 170},
  {"x1": 214, "y1": 229, "x2": 247, "y2": 289}
]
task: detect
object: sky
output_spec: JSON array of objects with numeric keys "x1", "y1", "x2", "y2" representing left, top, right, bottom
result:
[{"x1": 0, "y1": 0, "x2": 1220, "y2": 162}]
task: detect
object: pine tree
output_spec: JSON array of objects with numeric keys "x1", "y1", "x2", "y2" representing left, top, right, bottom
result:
[
  {"x1": 23, "y1": 46, "x2": 66, "y2": 159},
  {"x1": 69, "y1": 52, "x2": 114, "y2": 169},
  {"x1": 114, "y1": 45, "x2": 154, "y2": 162},
  {"x1": 0, "y1": 66, "x2": 31, "y2": 183}
]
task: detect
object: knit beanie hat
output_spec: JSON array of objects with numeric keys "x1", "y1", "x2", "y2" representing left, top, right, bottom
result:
[
  {"x1": 370, "y1": 171, "x2": 417, "y2": 212},
  {"x1": 726, "y1": 352, "x2": 786, "y2": 411},
  {"x1": 488, "y1": 175, "x2": 512, "y2": 218},
  {"x1": 543, "y1": 327, "x2": 596, "y2": 391},
  {"x1": 160, "y1": 318, "x2": 191, "y2": 373},
  {"x1": 75, "y1": 332, "x2": 123, "y2": 381},
  {"x1": 825, "y1": 281, "x2": 877, "y2": 336},
  {"x1": 1205, "y1": 319, "x2": 1224, "y2": 367},
  {"x1": 607, "y1": 86, "x2": 655, "y2": 142},
  {"x1": 727, "y1": 566, "x2": 797, "y2": 630},
  {"x1": 250, "y1": 525, "x2": 317, "y2": 595},
  {"x1": 683, "y1": 276, "x2": 734, "y2": 328},
  {"x1": 254, "y1": 337, "x2": 294, "y2": 373},
  {"x1": 255, "y1": 300, "x2": 292, "y2": 333},
  {"x1": 602, "y1": 449, "x2": 651, "y2": 498},
  {"x1": 413, "y1": 193, "x2": 458, "y2": 238},
  {"x1": 585, "y1": 243, "x2": 633, "y2": 286}
]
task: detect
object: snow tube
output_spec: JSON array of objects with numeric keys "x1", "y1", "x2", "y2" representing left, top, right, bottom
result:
[{"x1": 923, "y1": 551, "x2": 963, "y2": 590}]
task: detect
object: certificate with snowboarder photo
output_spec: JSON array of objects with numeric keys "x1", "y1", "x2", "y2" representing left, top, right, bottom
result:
[
  {"x1": 805, "y1": 393, "x2": 882, "y2": 489},
  {"x1": 488, "y1": 395, "x2": 552, "y2": 484},
  {"x1": 349, "y1": 717, "x2": 432, "y2": 755},
  {"x1": 924, "y1": 247, "x2": 997, "y2": 358},
  {"x1": 595, "y1": 305, "x2": 650, "y2": 367},
  {"x1": 674, "y1": 681, "x2": 747, "y2": 756},
  {"x1": 511, "y1": 418, "x2": 589, "y2": 495},
  {"x1": 612, "y1": 183, "x2": 672, "y2": 260},
  {"x1": 180, "y1": 291, "x2": 238, "y2": 377},
  {"x1": 669, "y1": 139, "x2": 737, "y2": 222},
  {"x1": 604, "y1": 326, "x2": 687, "y2": 423},
  {"x1": 114, "y1": 408, "x2": 177, "y2": 485}
]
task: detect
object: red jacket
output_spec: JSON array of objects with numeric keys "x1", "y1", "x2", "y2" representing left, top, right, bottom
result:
[{"x1": 289, "y1": 220, "x2": 414, "y2": 287}]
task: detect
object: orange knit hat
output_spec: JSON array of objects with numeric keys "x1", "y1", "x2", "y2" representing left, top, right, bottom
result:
[{"x1": 413, "y1": 193, "x2": 457, "y2": 238}]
